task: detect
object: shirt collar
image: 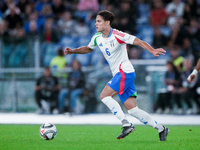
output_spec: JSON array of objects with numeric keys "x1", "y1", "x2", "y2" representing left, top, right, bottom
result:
[{"x1": 107, "y1": 28, "x2": 113, "y2": 38}]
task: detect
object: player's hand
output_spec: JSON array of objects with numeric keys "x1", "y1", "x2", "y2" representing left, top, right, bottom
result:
[
  {"x1": 153, "y1": 48, "x2": 166, "y2": 57},
  {"x1": 187, "y1": 74, "x2": 196, "y2": 83},
  {"x1": 64, "y1": 47, "x2": 73, "y2": 55}
]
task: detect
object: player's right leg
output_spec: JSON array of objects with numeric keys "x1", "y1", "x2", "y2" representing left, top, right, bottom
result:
[{"x1": 100, "y1": 85, "x2": 134, "y2": 139}]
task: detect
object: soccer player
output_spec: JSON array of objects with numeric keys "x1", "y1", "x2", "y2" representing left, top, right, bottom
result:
[
  {"x1": 187, "y1": 58, "x2": 200, "y2": 83},
  {"x1": 64, "y1": 10, "x2": 169, "y2": 141}
]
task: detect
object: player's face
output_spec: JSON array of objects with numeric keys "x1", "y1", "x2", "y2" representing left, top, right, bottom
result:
[{"x1": 95, "y1": 15, "x2": 109, "y2": 32}]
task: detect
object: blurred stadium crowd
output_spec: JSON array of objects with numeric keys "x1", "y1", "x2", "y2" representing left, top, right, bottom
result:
[
  {"x1": 1, "y1": 0, "x2": 200, "y2": 115},
  {"x1": 0, "y1": 0, "x2": 200, "y2": 66}
]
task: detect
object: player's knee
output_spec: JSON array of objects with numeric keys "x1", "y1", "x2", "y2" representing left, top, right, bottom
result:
[
  {"x1": 100, "y1": 91, "x2": 109, "y2": 100},
  {"x1": 100, "y1": 93, "x2": 105, "y2": 100}
]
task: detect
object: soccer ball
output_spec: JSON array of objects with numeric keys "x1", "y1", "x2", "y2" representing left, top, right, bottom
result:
[{"x1": 39, "y1": 122, "x2": 57, "y2": 140}]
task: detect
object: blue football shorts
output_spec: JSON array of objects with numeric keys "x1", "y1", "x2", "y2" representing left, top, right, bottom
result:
[{"x1": 107, "y1": 71, "x2": 137, "y2": 104}]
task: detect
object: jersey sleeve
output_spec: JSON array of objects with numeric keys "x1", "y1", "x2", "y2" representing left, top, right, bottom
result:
[
  {"x1": 88, "y1": 32, "x2": 101, "y2": 49},
  {"x1": 113, "y1": 29, "x2": 136, "y2": 45}
]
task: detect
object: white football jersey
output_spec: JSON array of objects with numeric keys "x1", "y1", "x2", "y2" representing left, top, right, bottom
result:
[{"x1": 88, "y1": 28, "x2": 136, "y2": 76}]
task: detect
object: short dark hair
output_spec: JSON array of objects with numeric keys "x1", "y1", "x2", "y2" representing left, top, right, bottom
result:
[
  {"x1": 57, "y1": 48, "x2": 64, "y2": 56},
  {"x1": 97, "y1": 10, "x2": 115, "y2": 25}
]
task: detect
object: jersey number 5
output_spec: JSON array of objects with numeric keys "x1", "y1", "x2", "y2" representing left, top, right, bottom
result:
[{"x1": 105, "y1": 48, "x2": 111, "y2": 56}]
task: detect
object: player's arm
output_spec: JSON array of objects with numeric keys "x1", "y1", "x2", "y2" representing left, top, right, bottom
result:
[
  {"x1": 133, "y1": 38, "x2": 166, "y2": 57},
  {"x1": 64, "y1": 46, "x2": 93, "y2": 55},
  {"x1": 187, "y1": 58, "x2": 200, "y2": 83}
]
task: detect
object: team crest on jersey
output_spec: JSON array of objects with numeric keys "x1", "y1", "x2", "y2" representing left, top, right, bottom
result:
[{"x1": 110, "y1": 40, "x2": 114, "y2": 47}]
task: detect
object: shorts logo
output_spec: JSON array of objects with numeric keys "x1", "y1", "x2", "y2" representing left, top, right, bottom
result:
[{"x1": 108, "y1": 81, "x2": 112, "y2": 84}]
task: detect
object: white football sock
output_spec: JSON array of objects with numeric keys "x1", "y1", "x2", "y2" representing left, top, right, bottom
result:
[
  {"x1": 128, "y1": 106, "x2": 164, "y2": 132},
  {"x1": 102, "y1": 96, "x2": 130, "y2": 126}
]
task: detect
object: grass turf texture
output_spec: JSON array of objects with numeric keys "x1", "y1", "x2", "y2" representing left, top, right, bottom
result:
[{"x1": 0, "y1": 125, "x2": 199, "y2": 150}]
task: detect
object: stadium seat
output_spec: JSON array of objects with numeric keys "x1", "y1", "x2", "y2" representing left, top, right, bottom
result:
[
  {"x1": 59, "y1": 36, "x2": 77, "y2": 49},
  {"x1": 75, "y1": 53, "x2": 92, "y2": 66},
  {"x1": 136, "y1": 3, "x2": 150, "y2": 25},
  {"x1": 90, "y1": 47, "x2": 104, "y2": 66},
  {"x1": 137, "y1": 25, "x2": 154, "y2": 45},
  {"x1": 76, "y1": 36, "x2": 91, "y2": 47},
  {"x1": 65, "y1": 54, "x2": 75, "y2": 66}
]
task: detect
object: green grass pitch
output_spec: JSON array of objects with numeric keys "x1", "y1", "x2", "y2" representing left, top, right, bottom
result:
[{"x1": 0, "y1": 124, "x2": 199, "y2": 150}]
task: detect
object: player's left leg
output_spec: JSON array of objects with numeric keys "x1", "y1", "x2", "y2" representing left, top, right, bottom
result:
[{"x1": 124, "y1": 97, "x2": 169, "y2": 141}]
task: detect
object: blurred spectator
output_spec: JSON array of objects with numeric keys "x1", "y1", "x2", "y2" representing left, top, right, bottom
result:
[
  {"x1": 104, "y1": 1, "x2": 118, "y2": 15},
  {"x1": 50, "y1": 48, "x2": 67, "y2": 77},
  {"x1": 5, "y1": 4, "x2": 23, "y2": 31},
  {"x1": 38, "y1": 4, "x2": 54, "y2": 22},
  {"x1": 9, "y1": 26, "x2": 26, "y2": 38},
  {"x1": 35, "y1": 67, "x2": 60, "y2": 114},
  {"x1": 136, "y1": 0, "x2": 150, "y2": 25},
  {"x1": 73, "y1": 18, "x2": 90, "y2": 37},
  {"x1": 16, "y1": 0, "x2": 31, "y2": 14},
  {"x1": 187, "y1": 18, "x2": 200, "y2": 42},
  {"x1": 99, "y1": 0, "x2": 110, "y2": 10},
  {"x1": 186, "y1": 18, "x2": 200, "y2": 61},
  {"x1": 150, "y1": 0, "x2": 168, "y2": 27},
  {"x1": 64, "y1": 0, "x2": 77, "y2": 12},
  {"x1": 128, "y1": 46, "x2": 142, "y2": 59},
  {"x1": 109, "y1": 2, "x2": 120, "y2": 30},
  {"x1": 169, "y1": 46, "x2": 184, "y2": 72},
  {"x1": 177, "y1": 58, "x2": 200, "y2": 114},
  {"x1": 118, "y1": 1, "x2": 137, "y2": 34},
  {"x1": 58, "y1": 59, "x2": 85, "y2": 114},
  {"x1": 0, "y1": 20, "x2": 9, "y2": 37},
  {"x1": 35, "y1": 0, "x2": 52, "y2": 13},
  {"x1": 41, "y1": 17, "x2": 59, "y2": 43},
  {"x1": 4, "y1": 0, "x2": 21, "y2": 16},
  {"x1": 77, "y1": 0, "x2": 99, "y2": 12},
  {"x1": 182, "y1": 0, "x2": 198, "y2": 26},
  {"x1": 165, "y1": 0, "x2": 185, "y2": 18},
  {"x1": 51, "y1": 0, "x2": 65, "y2": 20},
  {"x1": 1, "y1": 0, "x2": 12, "y2": 14},
  {"x1": 24, "y1": 12, "x2": 44, "y2": 34},
  {"x1": 27, "y1": 20, "x2": 40, "y2": 35},
  {"x1": 0, "y1": 10, "x2": 2, "y2": 21},
  {"x1": 153, "y1": 26, "x2": 169, "y2": 48},
  {"x1": 167, "y1": 9, "x2": 179, "y2": 28},
  {"x1": 154, "y1": 61, "x2": 180, "y2": 114},
  {"x1": 57, "y1": 11, "x2": 76, "y2": 36},
  {"x1": 23, "y1": 4, "x2": 34, "y2": 23},
  {"x1": 167, "y1": 23, "x2": 189, "y2": 49}
]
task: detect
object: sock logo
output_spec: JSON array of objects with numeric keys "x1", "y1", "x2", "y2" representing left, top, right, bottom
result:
[
  {"x1": 114, "y1": 111, "x2": 117, "y2": 115},
  {"x1": 140, "y1": 118, "x2": 148, "y2": 124},
  {"x1": 111, "y1": 107, "x2": 117, "y2": 115}
]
